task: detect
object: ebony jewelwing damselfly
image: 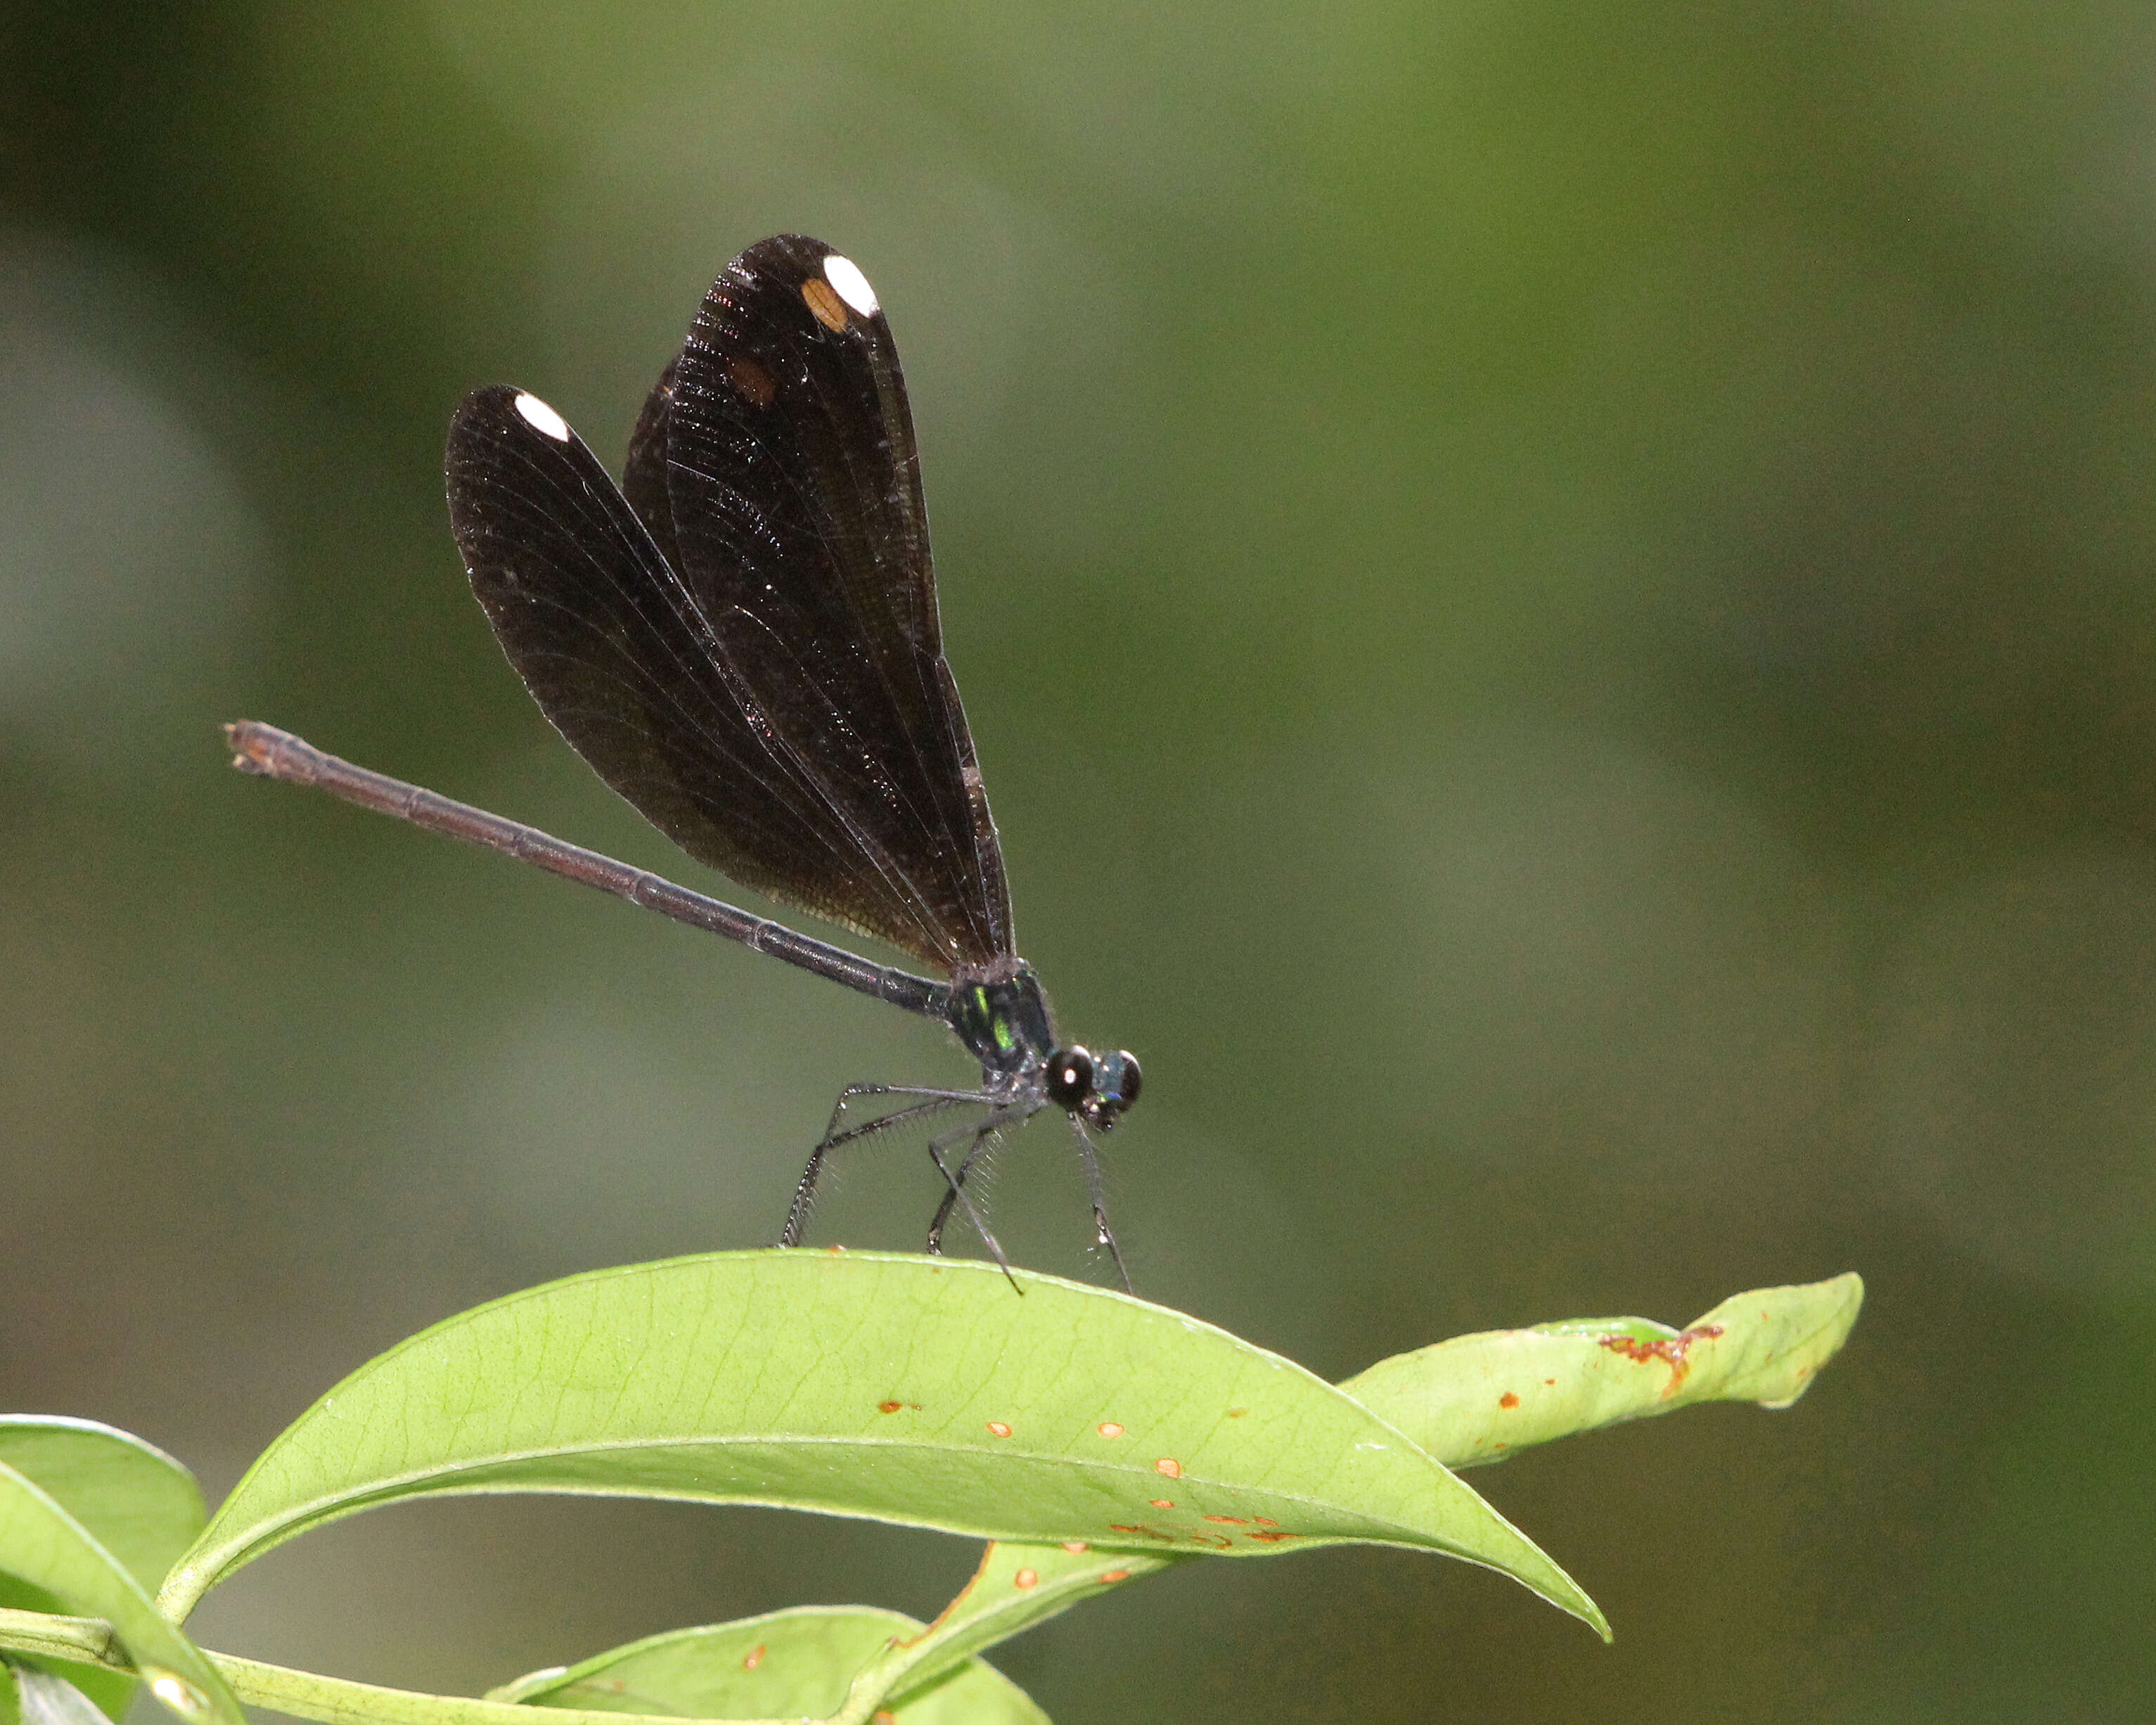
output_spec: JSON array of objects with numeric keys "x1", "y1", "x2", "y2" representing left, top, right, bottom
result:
[{"x1": 229, "y1": 234, "x2": 1140, "y2": 1288}]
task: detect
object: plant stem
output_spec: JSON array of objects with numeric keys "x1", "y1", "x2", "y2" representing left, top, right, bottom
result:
[
  {"x1": 0, "y1": 1608, "x2": 120, "y2": 1669},
  {"x1": 0, "y1": 1610, "x2": 805, "y2": 1725}
]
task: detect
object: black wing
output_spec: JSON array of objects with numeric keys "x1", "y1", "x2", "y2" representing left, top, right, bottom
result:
[{"x1": 446, "y1": 236, "x2": 1013, "y2": 971}]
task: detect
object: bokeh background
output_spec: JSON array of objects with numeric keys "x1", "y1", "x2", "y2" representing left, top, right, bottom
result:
[{"x1": 5, "y1": 4, "x2": 2153, "y2": 1720}]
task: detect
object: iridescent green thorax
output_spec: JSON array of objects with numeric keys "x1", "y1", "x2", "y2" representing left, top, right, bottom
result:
[{"x1": 947, "y1": 965, "x2": 1055, "y2": 1079}]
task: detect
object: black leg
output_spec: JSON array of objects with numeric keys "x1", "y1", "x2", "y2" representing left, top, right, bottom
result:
[
  {"x1": 924, "y1": 1112, "x2": 1021, "y2": 1289},
  {"x1": 781, "y1": 1084, "x2": 985, "y2": 1248},
  {"x1": 925, "y1": 1118, "x2": 1008, "y2": 1254},
  {"x1": 1070, "y1": 1115, "x2": 1133, "y2": 1293}
]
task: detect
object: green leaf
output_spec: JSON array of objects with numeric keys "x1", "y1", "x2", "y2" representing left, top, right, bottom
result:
[
  {"x1": 4, "y1": 1665, "x2": 110, "y2": 1725},
  {"x1": 494, "y1": 1605, "x2": 1049, "y2": 1724},
  {"x1": 0, "y1": 1421, "x2": 206, "y2": 1596},
  {"x1": 0, "y1": 1463, "x2": 239, "y2": 1725},
  {"x1": 1337, "y1": 1273, "x2": 1865, "y2": 1468},
  {"x1": 869, "y1": 1272, "x2": 1865, "y2": 1690},
  {"x1": 160, "y1": 1250, "x2": 1601, "y2": 1636},
  {"x1": 0, "y1": 1418, "x2": 207, "y2": 1722},
  {"x1": 826, "y1": 1541, "x2": 1177, "y2": 1713}
]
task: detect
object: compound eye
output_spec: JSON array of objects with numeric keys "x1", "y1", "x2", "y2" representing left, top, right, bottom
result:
[
  {"x1": 1046, "y1": 1046, "x2": 1095, "y2": 1108},
  {"x1": 1082, "y1": 1051, "x2": 1143, "y2": 1129}
]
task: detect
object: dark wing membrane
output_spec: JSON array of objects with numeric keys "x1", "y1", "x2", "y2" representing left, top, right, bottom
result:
[
  {"x1": 446, "y1": 384, "x2": 977, "y2": 964},
  {"x1": 650, "y1": 233, "x2": 1013, "y2": 970},
  {"x1": 622, "y1": 357, "x2": 682, "y2": 579}
]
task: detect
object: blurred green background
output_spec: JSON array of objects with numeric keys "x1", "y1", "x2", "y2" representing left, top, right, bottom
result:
[{"x1": 5, "y1": 3, "x2": 2153, "y2": 1719}]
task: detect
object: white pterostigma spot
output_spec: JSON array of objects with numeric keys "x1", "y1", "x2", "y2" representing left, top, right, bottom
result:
[
  {"x1": 823, "y1": 254, "x2": 878, "y2": 317},
  {"x1": 514, "y1": 392, "x2": 572, "y2": 442}
]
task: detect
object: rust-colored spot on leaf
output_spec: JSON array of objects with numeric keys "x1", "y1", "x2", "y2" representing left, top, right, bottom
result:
[
  {"x1": 878, "y1": 1400, "x2": 902, "y2": 1414},
  {"x1": 1061, "y1": 1540, "x2": 1089, "y2": 1553},
  {"x1": 1499, "y1": 1391, "x2": 1520, "y2": 1409},
  {"x1": 1191, "y1": 1532, "x2": 1233, "y2": 1549},
  {"x1": 1149, "y1": 1498, "x2": 1174, "y2": 1509},
  {"x1": 1097, "y1": 1421, "x2": 1124, "y2": 1439},
  {"x1": 741, "y1": 1645, "x2": 764, "y2": 1672},
  {"x1": 1544, "y1": 1378, "x2": 1556, "y2": 1386},
  {"x1": 1247, "y1": 1530, "x2": 1299, "y2": 1543},
  {"x1": 802, "y1": 276, "x2": 848, "y2": 331},
  {"x1": 1100, "y1": 1568, "x2": 1131, "y2": 1583},
  {"x1": 1226, "y1": 1407, "x2": 1248, "y2": 1418},
  {"x1": 1013, "y1": 1567, "x2": 1039, "y2": 1589},
  {"x1": 725, "y1": 355, "x2": 776, "y2": 406},
  {"x1": 874, "y1": 1713, "x2": 897, "y2": 1725},
  {"x1": 986, "y1": 1421, "x2": 1013, "y2": 1438},
  {"x1": 1598, "y1": 1323, "x2": 1726, "y2": 1394},
  {"x1": 1108, "y1": 1522, "x2": 1178, "y2": 1542},
  {"x1": 1254, "y1": 1516, "x2": 1278, "y2": 1527},
  {"x1": 1204, "y1": 1515, "x2": 1247, "y2": 1525},
  {"x1": 1155, "y1": 1457, "x2": 1181, "y2": 1478}
]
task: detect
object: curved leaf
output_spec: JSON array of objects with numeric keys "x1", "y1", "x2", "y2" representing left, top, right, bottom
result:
[
  {"x1": 0, "y1": 1419, "x2": 206, "y2": 1722},
  {"x1": 494, "y1": 1607, "x2": 1047, "y2": 1723},
  {"x1": 827, "y1": 1541, "x2": 1176, "y2": 1712},
  {"x1": 892, "y1": 1273, "x2": 1864, "y2": 1682},
  {"x1": 160, "y1": 1250, "x2": 1600, "y2": 1634},
  {"x1": 0, "y1": 1463, "x2": 238, "y2": 1725},
  {"x1": 1338, "y1": 1273, "x2": 1864, "y2": 1468},
  {"x1": 0, "y1": 1421, "x2": 205, "y2": 1598}
]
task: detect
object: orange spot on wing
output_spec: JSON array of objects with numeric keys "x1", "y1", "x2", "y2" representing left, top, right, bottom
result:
[
  {"x1": 725, "y1": 355, "x2": 776, "y2": 406},
  {"x1": 1155, "y1": 1457, "x2": 1181, "y2": 1478},
  {"x1": 802, "y1": 276, "x2": 849, "y2": 331}
]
